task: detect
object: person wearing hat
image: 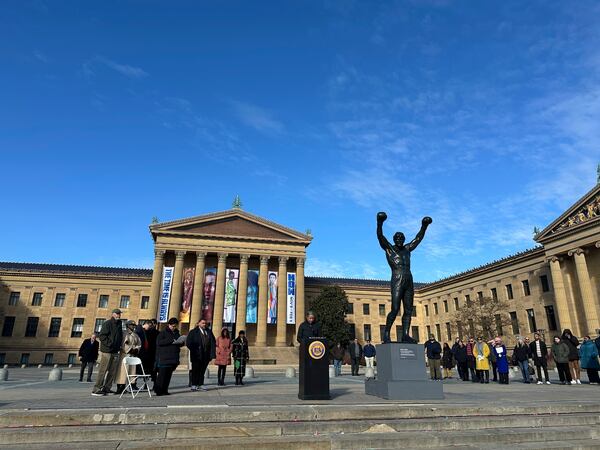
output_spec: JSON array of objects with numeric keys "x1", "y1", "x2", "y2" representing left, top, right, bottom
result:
[
  {"x1": 92, "y1": 309, "x2": 124, "y2": 396},
  {"x1": 115, "y1": 320, "x2": 142, "y2": 394},
  {"x1": 155, "y1": 317, "x2": 185, "y2": 396}
]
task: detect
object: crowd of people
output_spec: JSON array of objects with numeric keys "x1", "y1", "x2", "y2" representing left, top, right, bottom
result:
[{"x1": 90, "y1": 309, "x2": 250, "y2": 397}]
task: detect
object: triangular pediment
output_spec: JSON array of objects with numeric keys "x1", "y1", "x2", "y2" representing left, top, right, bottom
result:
[
  {"x1": 535, "y1": 183, "x2": 600, "y2": 243},
  {"x1": 150, "y1": 209, "x2": 312, "y2": 243}
]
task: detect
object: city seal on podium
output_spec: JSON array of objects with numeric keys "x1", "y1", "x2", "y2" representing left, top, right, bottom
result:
[{"x1": 308, "y1": 340, "x2": 326, "y2": 360}]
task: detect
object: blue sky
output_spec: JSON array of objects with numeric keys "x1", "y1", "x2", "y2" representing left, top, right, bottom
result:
[{"x1": 2, "y1": 1, "x2": 600, "y2": 282}]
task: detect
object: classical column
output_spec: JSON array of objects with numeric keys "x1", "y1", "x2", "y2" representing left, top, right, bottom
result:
[
  {"x1": 548, "y1": 256, "x2": 573, "y2": 332},
  {"x1": 211, "y1": 253, "x2": 228, "y2": 333},
  {"x1": 189, "y1": 252, "x2": 206, "y2": 326},
  {"x1": 235, "y1": 254, "x2": 250, "y2": 332},
  {"x1": 276, "y1": 256, "x2": 289, "y2": 346},
  {"x1": 568, "y1": 248, "x2": 600, "y2": 334},
  {"x1": 168, "y1": 251, "x2": 186, "y2": 320},
  {"x1": 256, "y1": 255, "x2": 270, "y2": 346},
  {"x1": 295, "y1": 257, "x2": 306, "y2": 339},
  {"x1": 149, "y1": 249, "x2": 165, "y2": 320}
]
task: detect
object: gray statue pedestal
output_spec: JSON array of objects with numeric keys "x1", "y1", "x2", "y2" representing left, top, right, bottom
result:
[{"x1": 365, "y1": 343, "x2": 443, "y2": 400}]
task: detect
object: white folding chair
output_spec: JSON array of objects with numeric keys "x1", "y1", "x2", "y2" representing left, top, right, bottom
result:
[{"x1": 120, "y1": 356, "x2": 152, "y2": 399}]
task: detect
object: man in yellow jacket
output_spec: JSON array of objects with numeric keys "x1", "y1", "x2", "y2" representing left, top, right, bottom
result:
[{"x1": 473, "y1": 337, "x2": 490, "y2": 383}]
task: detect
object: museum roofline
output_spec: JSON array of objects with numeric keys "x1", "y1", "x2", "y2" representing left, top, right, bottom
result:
[
  {"x1": 306, "y1": 276, "x2": 421, "y2": 288},
  {"x1": 0, "y1": 262, "x2": 153, "y2": 278}
]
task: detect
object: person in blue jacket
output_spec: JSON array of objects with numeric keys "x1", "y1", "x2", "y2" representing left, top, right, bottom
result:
[
  {"x1": 493, "y1": 338, "x2": 510, "y2": 384},
  {"x1": 579, "y1": 336, "x2": 600, "y2": 384},
  {"x1": 363, "y1": 340, "x2": 376, "y2": 369}
]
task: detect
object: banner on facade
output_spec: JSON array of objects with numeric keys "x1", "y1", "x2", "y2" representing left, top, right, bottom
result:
[
  {"x1": 201, "y1": 267, "x2": 217, "y2": 322},
  {"x1": 158, "y1": 266, "x2": 174, "y2": 323},
  {"x1": 286, "y1": 272, "x2": 296, "y2": 324},
  {"x1": 245, "y1": 270, "x2": 259, "y2": 324},
  {"x1": 179, "y1": 267, "x2": 195, "y2": 324},
  {"x1": 267, "y1": 271, "x2": 278, "y2": 324},
  {"x1": 223, "y1": 268, "x2": 239, "y2": 323}
]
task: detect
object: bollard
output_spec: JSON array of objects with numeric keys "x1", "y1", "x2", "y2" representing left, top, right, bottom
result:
[
  {"x1": 38, "y1": 364, "x2": 43, "y2": 369},
  {"x1": 245, "y1": 366, "x2": 255, "y2": 378},
  {"x1": 21, "y1": 364, "x2": 27, "y2": 369},
  {"x1": 0, "y1": 368, "x2": 8, "y2": 382},
  {"x1": 3, "y1": 364, "x2": 8, "y2": 369},
  {"x1": 205, "y1": 368, "x2": 210, "y2": 379},
  {"x1": 285, "y1": 367, "x2": 296, "y2": 378},
  {"x1": 329, "y1": 366, "x2": 336, "y2": 378},
  {"x1": 53, "y1": 364, "x2": 59, "y2": 368},
  {"x1": 68, "y1": 364, "x2": 73, "y2": 368},
  {"x1": 364, "y1": 367, "x2": 375, "y2": 380},
  {"x1": 508, "y1": 370, "x2": 515, "y2": 379},
  {"x1": 48, "y1": 367, "x2": 63, "y2": 381}
]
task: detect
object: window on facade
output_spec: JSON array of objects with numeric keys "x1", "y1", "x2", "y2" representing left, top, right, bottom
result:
[
  {"x1": 8, "y1": 291, "x2": 20, "y2": 306},
  {"x1": 44, "y1": 353, "x2": 53, "y2": 365},
  {"x1": 491, "y1": 288, "x2": 498, "y2": 301},
  {"x1": 120, "y1": 295, "x2": 130, "y2": 309},
  {"x1": 363, "y1": 324, "x2": 371, "y2": 341},
  {"x1": 545, "y1": 305, "x2": 557, "y2": 331},
  {"x1": 477, "y1": 291, "x2": 483, "y2": 302},
  {"x1": 435, "y1": 324, "x2": 441, "y2": 341},
  {"x1": 20, "y1": 353, "x2": 30, "y2": 366},
  {"x1": 506, "y1": 284, "x2": 514, "y2": 300},
  {"x1": 348, "y1": 323, "x2": 356, "y2": 339},
  {"x1": 53, "y1": 293, "x2": 65, "y2": 307},
  {"x1": 411, "y1": 326, "x2": 420, "y2": 342},
  {"x1": 412, "y1": 307, "x2": 417, "y2": 317},
  {"x1": 0, "y1": 353, "x2": 5, "y2": 366},
  {"x1": 468, "y1": 319, "x2": 475, "y2": 337},
  {"x1": 495, "y1": 314, "x2": 503, "y2": 336},
  {"x1": 94, "y1": 318, "x2": 105, "y2": 333},
  {"x1": 31, "y1": 292, "x2": 43, "y2": 306},
  {"x1": 522, "y1": 280, "x2": 531, "y2": 296},
  {"x1": 98, "y1": 295, "x2": 109, "y2": 308},
  {"x1": 425, "y1": 305, "x2": 429, "y2": 316},
  {"x1": 453, "y1": 297, "x2": 459, "y2": 310},
  {"x1": 67, "y1": 353, "x2": 77, "y2": 365},
  {"x1": 379, "y1": 325, "x2": 386, "y2": 341},
  {"x1": 71, "y1": 318, "x2": 84, "y2": 338},
  {"x1": 48, "y1": 318, "x2": 61, "y2": 337},
  {"x1": 362, "y1": 303, "x2": 370, "y2": 315},
  {"x1": 396, "y1": 325, "x2": 403, "y2": 340},
  {"x1": 457, "y1": 321, "x2": 463, "y2": 339},
  {"x1": 141, "y1": 296, "x2": 150, "y2": 309},
  {"x1": 443, "y1": 300, "x2": 448, "y2": 313},
  {"x1": 527, "y1": 308, "x2": 537, "y2": 333},
  {"x1": 426, "y1": 325, "x2": 431, "y2": 338},
  {"x1": 347, "y1": 302, "x2": 354, "y2": 314},
  {"x1": 540, "y1": 275, "x2": 550, "y2": 293},
  {"x1": 76, "y1": 294, "x2": 88, "y2": 308},
  {"x1": 510, "y1": 311, "x2": 520, "y2": 334},
  {"x1": 434, "y1": 303, "x2": 439, "y2": 315},
  {"x1": 25, "y1": 317, "x2": 39, "y2": 337},
  {"x1": 2, "y1": 316, "x2": 16, "y2": 337},
  {"x1": 445, "y1": 322, "x2": 452, "y2": 341},
  {"x1": 379, "y1": 304, "x2": 386, "y2": 316},
  {"x1": 465, "y1": 295, "x2": 471, "y2": 307}
]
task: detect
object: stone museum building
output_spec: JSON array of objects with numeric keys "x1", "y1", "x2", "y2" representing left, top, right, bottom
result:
[{"x1": 1, "y1": 184, "x2": 599, "y2": 366}]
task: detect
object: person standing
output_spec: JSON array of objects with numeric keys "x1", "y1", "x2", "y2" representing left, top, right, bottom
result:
[
  {"x1": 529, "y1": 333, "x2": 551, "y2": 385},
  {"x1": 154, "y1": 318, "x2": 185, "y2": 396},
  {"x1": 92, "y1": 309, "x2": 123, "y2": 396},
  {"x1": 579, "y1": 336, "x2": 600, "y2": 384},
  {"x1": 442, "y1": 343, "x2": 455, "y2": 379},
  {"x1": 186, "y1": 319, "x2": 216, "y2": 391},
  {"x1": 232, "y1": 330, "x2": 249, "y2": 385},
  {"x1": 330, "y1": 343, "x2": 344, "y2": 376},
  {"x1": 466, "y1": 337, "x2": 478, "y2": 382},
  {"x1": 215, "y1": 328, "x2": 232, "y2": 386},
  {"x1": 454, "y1": 340, "x2": 468, "y2": 381},
  {"x1": 473, "y1": 337, "x2": 490, "y2": 384},
  {"x1": 561, "y1": 329, "x2": 581, "y2": 384},
  {"x1": 552, "y1": 335, "x2": 572, "y2": 385},
  {"x1": 78, "y1": 333, "x2": 99, "y2": 382},
  {"x1": 135, "y1": 320, "x2": 157, "y2": 382},
  {"x1": 115, "y1": 320, "x2": 142, "y2": 394},
  {"x1": 494, "y1": 338, "x2": 509, "y2": 384},
  {"x1": 349, "y1": 338, "x2": 363, "y2": 376},
  {"x1": 296, "y1": 311, "x2": 322, "y2": 343},
  {"x1": 363, "y1": 340, "x2": 376, "y2": 369},
  {"x1": 513, "y1": 338, "x2": 531, "y2": 384},
  {"x1": 424, "y1": 334, "x2": 442, "y2": 381},
  {"x1": 487, "y1": 338, "x2": 498, "y2": 382}
]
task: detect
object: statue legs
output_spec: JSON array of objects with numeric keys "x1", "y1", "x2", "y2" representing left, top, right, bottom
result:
[{"x1": 384, "y1": 275, "x2": 416, "y2": 343}]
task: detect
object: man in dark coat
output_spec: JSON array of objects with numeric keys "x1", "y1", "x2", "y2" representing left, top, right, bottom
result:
[
  {"x1": 92, "y1": 309, "x2": 123, "y2": 396},
  {"x1": 154, "y1": 317, "x2": 185, "y2": 396},
  {"x1": 186, "y1": 318, "x2": 216, "y2": 391},
  {"x1": 424, "y1": 334, "x2": 442, "y2": 380},
  {"x1": 349, "y1": 338, "x2": 363, "y2": 376},
  {"x1": 530, "y1": 332, "x2": 550, "y2": 384},
  {"x1": 78, "y1": 333, "x2": 99, "y2": 382},
  {"x1": 296, "y1": 311, "x2": 322, "y2": 344},
  {"x1": 135, "y1": 320, "x2": 158, "y2": 381}
]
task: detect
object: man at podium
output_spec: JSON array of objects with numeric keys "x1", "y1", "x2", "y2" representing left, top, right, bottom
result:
[
  {"x1": 296, "y1": 311, "x2": 322, "y2": 343},
  {"x1": 297, "y1": 311, "x2": 330, "y2": 400}
]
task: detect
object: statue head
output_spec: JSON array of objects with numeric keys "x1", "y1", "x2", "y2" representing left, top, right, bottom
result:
[{"x1": 393, "y1": 232, "x2": 405, "y2": 246}]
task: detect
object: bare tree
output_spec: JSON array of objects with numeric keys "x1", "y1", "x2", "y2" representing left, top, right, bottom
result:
[{"x1": 450, "y1": 296, "x2": 512, "y2": 340}]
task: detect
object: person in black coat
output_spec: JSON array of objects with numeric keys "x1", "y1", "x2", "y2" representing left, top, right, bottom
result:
[
  {"x1": 92, "y1": 309, "x2": 123, "y2": 396},
  {"x1": 135, "y1": 320, "x2": 158, "y2": 381},
  {"x1": 296, "y1": 311, "x2": 322, "y2": 344},
  {"x1": 154, "y1": 318, "x2": 185, "y2": 396},
  {"x1": 186, "y1": 318, "x2": 216, "y2": 391},
  {"x1": 454, "y1": 340, "x2": 469, "y2": 381},
  {"x1": 529, "y1": 333, "x2": 550, "y2": 384},
  {"x1": 424, "y1": 335, "x2": 442, "y2": 380},
  {"x1": 561, "y1": 329, "x2": 581, "y2": 384},
  {"x1": 78, "y1": 333, "x2": 99, "y2": 382},
  {"x1": 349, "y1": 338, "x2": 363, "y2": 376}
]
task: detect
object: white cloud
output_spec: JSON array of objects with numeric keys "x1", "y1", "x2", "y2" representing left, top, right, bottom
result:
[
  {"x1": 83, "y1": 56, "x2": 148, "y2": 79},
  {"x1": 230, "y1": 101, "x2": 284, "y2": 134}
]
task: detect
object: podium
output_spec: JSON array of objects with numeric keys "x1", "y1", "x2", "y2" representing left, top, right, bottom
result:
[
  {"x1": 298, "y1": 337, "x2": 330, "y2": 400},
  {"x1": 365, "y1": 343, "x2": 443, "y2": 400}
]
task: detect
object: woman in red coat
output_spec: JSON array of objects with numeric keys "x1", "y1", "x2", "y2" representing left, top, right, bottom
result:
[{"x1": 215, "y1": 328, "x2": 232, "y2": 386}]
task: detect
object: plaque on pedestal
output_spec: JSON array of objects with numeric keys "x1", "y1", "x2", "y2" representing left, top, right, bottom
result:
[
  {"x1": 365, "y1": 343, "x2": 443, "y2": 400},
  {"x1": 298, "y1": 337, "x2": 330, "y2": 400}
]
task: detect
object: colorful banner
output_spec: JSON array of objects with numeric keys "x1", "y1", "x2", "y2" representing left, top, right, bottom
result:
[
  {"x1": 286, "y1": 272, "x2": 296, "y2": 324},
  {"x1": 179, "y1": 267, "x2": 195, "y2": 323},
  {"x1": 267, "y1": 271, "x2": 278, "y2": 324},
  {"x1": 223, "y1": 268, "x2": 239, "y2": 323},
  {"x1": 245, "y1": 270, "x2": 259, "y2": 324},
  {"x1": 201, "y1": 268, "x2": 217, "y2": 322},
  {"x1": 158, "y1": 266, "x2": 174, "y2": 323}
]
